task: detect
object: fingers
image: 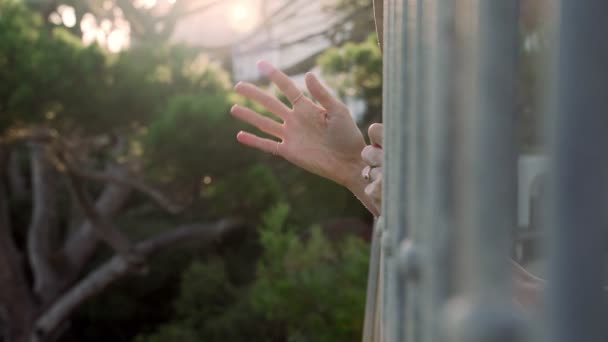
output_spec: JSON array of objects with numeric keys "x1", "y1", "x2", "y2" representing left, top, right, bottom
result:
[
  {"x1": 361, "y1": 165, "x2": 382, "y2": 182},
  {"x1": 362, "y1": 163, "x2": 383, "y2": 204},
  {"x1": 236, "y1": 131, "x2": 282, "y2": 156},
  {"x1": 368, "y1": 123, "x2": 384, "y2": 147},
  {"x1": 365, "y1": 178, "x2": 382, "y2": 202},
  {"x1": 257, "y1": 60, "x2": 308, "y2": 106},
  {"x1": 231, "y1": 105, "x2": 283, "y2": 138},
  {"x1": 361, "y1": 145, "x2": 383, "y2": 167},
  {"x1": 305, "y1": 72, "x2": 344, "y2": 112},
  {"x1": 234, "y1": 82, "x2": 290, "y2": 118}
]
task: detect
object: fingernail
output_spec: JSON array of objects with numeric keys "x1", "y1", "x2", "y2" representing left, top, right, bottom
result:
[
  {"x1": 230, "y1": 104, "x2": 238, "y2": 112},
  {"x1": 257, "y1": 60, "x2": 274, "y2": 76},
  {"x1": 234, "y1": 81, "x2": 243, "y2": 90}
]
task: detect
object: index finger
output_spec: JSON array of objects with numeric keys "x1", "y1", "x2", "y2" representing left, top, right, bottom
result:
[{"x1": 258, "y1": 60, "x2": 305, "y2": 105}]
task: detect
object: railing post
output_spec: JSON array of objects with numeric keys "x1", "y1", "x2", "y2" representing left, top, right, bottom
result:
[
  {"x1": 422, "y1": 0, "x2": 456, "y2": 341},
  {"x1": 545, "y1": 1, "x2": 608, "y2": 341},
  {"x1": 382, "y1": 0, "x2": 411, "y2": 341},
  {"x1": 444, "y1": 0, "x2": 528, "y2": 341}
]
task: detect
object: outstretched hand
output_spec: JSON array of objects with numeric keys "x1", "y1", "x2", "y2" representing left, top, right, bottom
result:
[{"x1": 231, "y1": 61, "x2": 366, "y2": 188}]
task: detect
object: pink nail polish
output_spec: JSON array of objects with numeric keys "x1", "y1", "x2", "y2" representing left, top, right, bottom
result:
[{"x1": 257, "y1": 60, "x2": 274, "y2": 76}]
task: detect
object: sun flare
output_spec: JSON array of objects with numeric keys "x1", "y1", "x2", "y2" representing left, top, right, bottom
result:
[{"x1": 228, "y1": 1, "x2": 259, "y2": 33}]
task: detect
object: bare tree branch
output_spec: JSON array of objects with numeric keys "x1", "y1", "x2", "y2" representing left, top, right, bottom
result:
[
  {"x1": 71, "y1": 169, "x2": 183, "y2": 214},
  {"x1": 235, "y1": 0, "x2": 311, "y2": 45},
  {"x1": 62, "y1": 164, "x2": 132, "y2": 275},
  {"x1": 62, "y1": 158, "x2": 135, "y2": 257},
  {"x1": 33, "y1": 219, "x2": 243, "y2": 341},
  {"x1": 137, "y1": 220, "x2": 242, "y2": 254},
  {"x1": 372, "y1": 0, "x2": 383, "y2": 50},
  {"x1": 0, "y1": 145, "x2": 36, "y2": 342},
  {"x1": 278, "y1": 6, "x2": 372, "y2": 49},
  {"x1": 27, "y1": 139, "x2": 61, "y2": 302},
  {"x1": 60, "y1": 133, "x2": 134, "y2": 277},
  {"x1": 167, "y1": 0, "x2": 223, "y2": 21}
]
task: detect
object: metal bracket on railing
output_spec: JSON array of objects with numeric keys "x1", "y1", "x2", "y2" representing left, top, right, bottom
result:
[{"x1": 397, "y1": 240, "x2": 422, "y2": 284}]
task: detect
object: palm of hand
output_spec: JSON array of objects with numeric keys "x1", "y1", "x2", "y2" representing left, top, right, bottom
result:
[{"x1": 232, "y1": 61, "x2": 365, "y2": 186}]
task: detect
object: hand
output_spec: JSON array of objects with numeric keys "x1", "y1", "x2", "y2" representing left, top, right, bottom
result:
[
  {"x1": 360, "y1": 123, "x2": 384, "y2": 212},
  {"x1": 231, "y1": 61, "x2": 366, "y2": 188},
  {"x1": 511, "y1": 260, "x2": 544, "y2": 313}
]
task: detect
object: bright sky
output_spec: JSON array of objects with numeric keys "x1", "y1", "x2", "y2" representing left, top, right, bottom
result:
[
  {"x1": 173, "y1": 0, "x2": 262, "y2": 47},
  {"x1": 51, "y1": 0, "x2": 263, "y2": 52}
]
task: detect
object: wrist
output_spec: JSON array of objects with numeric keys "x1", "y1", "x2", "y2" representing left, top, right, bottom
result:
[
  {"x1": 342, "y1": 158, "x2": 381, "y2": 217},
  {"x1": 337, "y1": 158, "x2": 368, "y2": 189}
]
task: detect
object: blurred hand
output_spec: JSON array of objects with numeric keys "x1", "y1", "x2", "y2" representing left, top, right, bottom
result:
[
  {"x1": 360, "y1": 123, "x2": 383, "y2": 211},
  {"x1": 231, "y1": 61, "x2": 366, "y2": 188}
]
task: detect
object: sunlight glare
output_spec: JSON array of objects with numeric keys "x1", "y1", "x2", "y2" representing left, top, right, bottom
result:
[
  {"x1": 49, "y1": 12, "x2": 62, "y2": 25},
  {"x1": 107, "y1": 30, "x2": 127, "y2": 53},
  {"x1": 133, "y1": 0, "x2": 157, "y2": 9},
  {"x1": 80, "y1": 13, "x2": 96, "y2": 32},
  {"x1": 228, "y1": 1, "x2": 260, "y2": 33},
  {"x1": 57, "y1": 5, "x2": 76, "y2": 28}
]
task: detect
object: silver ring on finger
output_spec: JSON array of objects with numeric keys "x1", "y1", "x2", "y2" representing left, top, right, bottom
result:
[
  {"x1": 363, "y1": 166, "x2": 373, "y2": 182},
  {"x1": 292, "y1": 93, "x2": 304, "y2": 105}
]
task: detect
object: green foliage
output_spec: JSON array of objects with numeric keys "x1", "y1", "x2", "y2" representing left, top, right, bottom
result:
[
  {"x1": 144, "y1": 92, "x2": 233, "y2": 180},
  {"x1": 137, "y1": 203, "x2": 370, "y2": 342},
  {"x1": 0, "y1": 1, "x2": 109, "y2": 130},
  {"x1": 204, "y1": 164, "x2": 283, "y2": 219},
  {"x1": 318, "y1": 34, "x2": 383, "y2": 125},
  {"x1": 320, "y1": 0, "x2": 375, "y2": 44},
  {"x1": 250, "y1": 204, "x2": 369, "y2": 342}
]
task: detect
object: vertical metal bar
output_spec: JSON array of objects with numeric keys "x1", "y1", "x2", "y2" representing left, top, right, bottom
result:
[
  {"x1": 382, "y1": 0, "x2": 411, "y2": 341},
  {"x1": 362, "y1": 219, "x2": 383, "y2": 342},
  {"x1": 470, "y1": 0, "x2": 520, "y2": 297},
  {"x1": 445, "y1": 0, "x2": 527, "y2": 340},
  {"x1": 414, "y1": 0, "x2": 430, "y2": 340},
  {"x1": 404, "y1": 0, "x2": 422, "y2": 340},
  {"x1": 423, "y1": 0, "x2": 455, "y2": 341},
  {"x1": 545, "y1": 1, "x2": 608, "y2": 341},
  {"x1": 381, "y1": 0, "x2": 398, "y2": 340}
]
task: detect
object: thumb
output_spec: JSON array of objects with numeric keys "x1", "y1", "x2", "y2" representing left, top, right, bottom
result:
[{"x1": 368, "y1": 123, "x2": 383, "y2": 148}]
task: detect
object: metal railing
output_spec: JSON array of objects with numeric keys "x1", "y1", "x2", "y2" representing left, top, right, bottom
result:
[{"x1": 363, "y1": 0, "x2": 608, "y2": 341}]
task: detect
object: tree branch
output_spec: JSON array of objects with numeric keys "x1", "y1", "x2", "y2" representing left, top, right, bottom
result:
[
  {"x1": 372, "y1": 0, "x2": 383, "y2": 50},
  {"x1": 33, "y1": 219, "x2": 242, "y2": 340},
  {"x1": 62, "y1": 164, "x2": 132, "y2": 275},
  {"x1": 27, "y1": 139, "x2": 61, "y2": 302},
  {"x1": 71, "y1": 169, "x2": 183, "y2": 214},
  {"x1": 62, "y1": 157, "x2": 135, "y2": 257},
  {"x1": 167, "y1": 0, "x2": 223, "y2": 21},
  {"x1": 0, "y1": 145, "x2": 36, "y2": 340},
  {"x1": 278, "y1": 6, "x2": 372, "y2": 49}
]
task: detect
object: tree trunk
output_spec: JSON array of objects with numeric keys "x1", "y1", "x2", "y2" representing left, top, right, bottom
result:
[
  {"x1": 0, "y1": 146, "x2": 38, "y2": 342},
  {"x1": 4, "y1": 308, "x2": 36, "y2": 342},
  {"x1": 8, "y1": 148, "x2": 28, "y2": 202}
]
